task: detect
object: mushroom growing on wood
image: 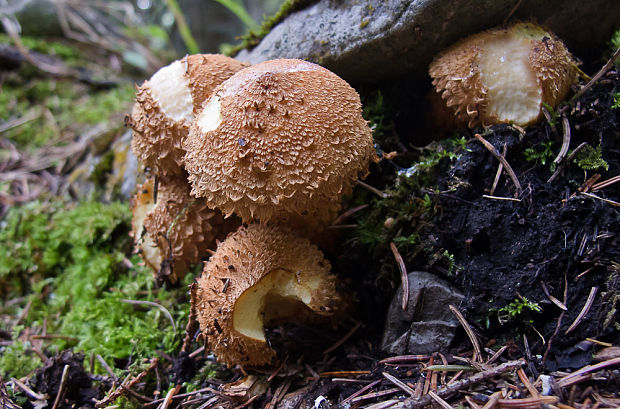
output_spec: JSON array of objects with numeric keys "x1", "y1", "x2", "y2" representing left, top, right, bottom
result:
[
  {"x1": 429, "y1": 22, "x2": 578, "y2": 128},
  {"x1": 195, "y1": 224, "x2": 343, "y2": 367},
  {"x1": 131, "y1": 176, "x2": 240, "y2": 284},
  {"x1": 183, "y1": 58, "x2": 376, "y2": 224},
  {"x1": 129, "y1": 54, "x2": 248, "y2": 176}
]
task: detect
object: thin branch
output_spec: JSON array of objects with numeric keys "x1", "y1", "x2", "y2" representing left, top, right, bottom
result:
[
  {"x1": 565, "y1": 286, "x2": 598, "y2": 335},
  {"x1": 51, "y1": 365, "x2": 70, "y2": 409},
  {"x1": 571, "y1": 45, "x2": 620, "y2": 102},
  {"x1": 552, "y1": 116, "x2": 571, "y2": 165},
  {"x1": 592, "y1": 174, "x2": 620, "y2": 191},
  {"x1": 121, "y1": 299, "x2": 177, "y2": 333},
  {"x1": 475, "y1": 133, "x2": 522, "y2": 197},
  {"x1": 449, "y1": 305, "x2": 482, "y2": 362},
  {"x1": 394, "y1": 360, "x2": 525, "y2": 408},
  {"x1": 482, "y1": 195, "x2": 521, "y2": 202},
  {"x1": 548, "y1": 142, "x2": 588, "y2": 183},
  {"x1": 490, "y1": 143, "x2": 507, "y2": 196},
  {"x1": 390, "y1": 242, "x2": 409, "y2": 310},
  {"x1": 323, "y1": 321, "x2": 362, "y2": 354},
  {"x1": 580, "y1": 192, "x2": 620, "y2": 208},
  {"x1": 382, "y1": 372, "x2": 416, "y2": 397}
]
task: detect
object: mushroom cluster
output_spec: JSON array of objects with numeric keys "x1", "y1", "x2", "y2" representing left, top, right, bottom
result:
[
  {"x1": 128, "y1": 55, "x2": 376, "y2": 366},
  {"x1": 429, "y1": 22, "x2": 578, "y2": 128}
]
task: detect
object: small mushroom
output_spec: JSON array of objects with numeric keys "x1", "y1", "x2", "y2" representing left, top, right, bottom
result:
[
  {"x1": 194, "y1": 224, "x2": 343, "y2": 367},
  {"x1": 131, "y1": 175, "x2": 240, "y2": 284},
  {"x1": 429, "y1": 22, "x2": 578, "y2": 128},
  {"x1": 129, "y1": 54, "x2": 248, "y2": 176},
  {"x1": 183, "y1": 59, "x2": 376, "y2": 224}
]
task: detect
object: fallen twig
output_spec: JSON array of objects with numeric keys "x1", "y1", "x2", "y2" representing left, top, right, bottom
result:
[
  {"x1": 482, "y1": 194, "x2": 521, "y2": 202},
  {"x1": 357, "y1": 180, "x2": 388, "y2": 198},
  {"x1": 323, "y1": 321, "x2": 362, "y2": 354},
  {"x1": 394, "y1": 359, "x2": 525, "y2": 408},
  {"x1": 579, "y1": 192, "x2": 620, "y2": 208},
  {"x1": 331, "y1": 204, "x2": 369, "y2": 226},
  {"x1": 557, "y1": 357, "x2": 620, "y2": 388},
  {"x1": 548, "y1": 142, "x2": 588, "y2": 183},
  {"x1": 340, "y1": 379, "x2": 382, "y2": 405},
  {"x1": 95, "y1": 358, "x2": 158, "y2": 407},
  {"x1": 428, "y1": 391, "x2": 452, "y2": 409},
  {"x1": 490, "y1": 143, "x2": 507, "y2": 196},
  {"x1": 10, "y1": 377, "x2": 48, "y2": 401},
  {"x1": 564, "y1": 286, "x2": 598, "y2": 335},
  {"x1": 552, "y1": 116, "x2": 572, "y2": 166},
  {"x1": 475, "y1": 133, "x2": 522, "y2": 197},
  {"x1": 390, "y1": 242, "x2": 409, "y2": 310},
  {"x1": 449, "y1": 305, "x2": 482, "y2": 362},
  {"x1": 382, "y1": 372, "x2": 416, "y2": 397},
  {"x1": 121, "y1": 299, "x2": 177, "y2": 333},
  {"x1": 570, "y1": 45, "x2": 620, "y2": 103},
  {"x1": 591, "y1": 174, "x2": 620, "y2": 191}
]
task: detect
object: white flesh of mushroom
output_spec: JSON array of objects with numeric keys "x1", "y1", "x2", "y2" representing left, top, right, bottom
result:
[
  {"x1": 478, "y1": 35, "x2": 542, "y2": 125},
  {"x1": 232, "y1": 269, "x2": 324, "y2": 341},
  {"x1": 196, "y1": 95, "x2": 223, "y2": 133},
  {"x1": 149, "y1": 60, "x2": 194, "y2": 123}
]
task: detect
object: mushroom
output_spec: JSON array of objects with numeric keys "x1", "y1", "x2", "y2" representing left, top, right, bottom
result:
[
  {"x1": 183, "y1": 59, "x2": 377, "y2": 225},
  {"x1": 429, "y1": 22, "x2": 577, "y2": 128},
  {"x1": 131, "y1": 175, "x2": 240, "y2": 284},
  {"x1": 194, "y1": 224, "x2": 343, "y2": 367},
  {"x1": 129, "y1": 54, "x2": 248, "y2": 176}
]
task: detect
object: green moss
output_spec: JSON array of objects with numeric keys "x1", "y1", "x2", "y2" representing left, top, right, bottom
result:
[
  {"x1": 0, "y1": 34, "x2": 82, "y2": 65},
  {"x1": 353, "y1": 139, "x2": 462, "y2": 268},
  {"x1": 611, "y1": 92, "x2": 620, "y2": 109},
  {"x1": 0, "y1": 327, "x2": 43, "y2": 379},
  {"x1": 0, "y1": 76, "x2": 133, "y2": 150},
  {"x1": 493, "y1": 296, "x2": 542, "y2": 325},
  {"x1": 523, "y1": 140, "x2": 556, "y2": 170},
  {"x1": 573, "y1": 144, "x2": 609, "y2": 171},
  {"x1": 0, "y1": 200, "x2": 189, "y2": 378},
  {"x1": 228, "y1": 0, "x2": 317, "y2": 55},
  {"x1": 360, "y1": 19, "x2": 370, "y2": 29}
]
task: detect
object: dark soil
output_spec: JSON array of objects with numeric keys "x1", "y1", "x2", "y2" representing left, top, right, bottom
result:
[{"x1": 337, "y1": 68, "x2": 620, "y2": 373}]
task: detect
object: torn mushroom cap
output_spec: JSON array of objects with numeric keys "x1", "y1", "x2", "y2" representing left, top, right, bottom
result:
[
  {"x1": 183, "y1": 58, "x2": 377, "y2": 224},
  {"x1": 429, "y1": 22, "x2": 577, "y2": 128},
  {"x1": 195, "y1": 224, "x2": 343, "y2": 367},
  {"x1": 130, "y1": 54, "x2": 248, "y2": 176},
  {"x1": 130, "y1": 175, "x2": 240, "y2": 285}
]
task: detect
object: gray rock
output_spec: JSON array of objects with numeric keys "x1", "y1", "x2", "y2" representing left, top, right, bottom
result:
[
  {"x1": 382, "y1": 271, "x2": 464, "y2": 355},
  {"x1": 236, "y1": 0, "x2": 620, "y2": 83}
]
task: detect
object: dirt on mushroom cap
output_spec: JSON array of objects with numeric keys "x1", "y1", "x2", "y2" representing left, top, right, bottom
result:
[
  {"x1": 183, "y1": 59, "x2": 377, "y2": 224},
  {"x1": 130, "y1": 54, "x2": 248, "y2": 176},
  {"x1": 194, "y1": 224, "x2": 343, "y2": 367}
]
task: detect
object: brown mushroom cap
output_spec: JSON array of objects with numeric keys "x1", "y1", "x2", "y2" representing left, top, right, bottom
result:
[
  {"x1": 131, "y1": 175, "x2": 240, "y2": 284},
  {"x1": 183, "y1": 59, "x2": 376, "y2": 223},
  {"x1": 429, "y1": 22, "x2": 577, "y2": 128},
  {"x1": 130, "y1": 54, "x2": 248, "y2": 176},
  {"x1": 195, "y1": 224, "x2": 343, "y2": 367}
]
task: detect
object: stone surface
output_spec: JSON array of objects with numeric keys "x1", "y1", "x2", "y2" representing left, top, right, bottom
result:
[
  {"x1": 236, "y1": 0, "x2": 620, "y2": 83},
  {"x1": 382, "y1": 271, "x2": 464, "y2": 355}
]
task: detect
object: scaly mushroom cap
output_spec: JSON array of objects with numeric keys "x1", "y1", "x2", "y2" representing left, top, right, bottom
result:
[
  {"x1": 183, "y1": 59, "x2": 376, "y2": 223},
  {"x1": 429, "y1": 22, "x2": 577, "y2": 128},
  {"x1": 130, "y1": 54, "x2": 248, "y2": 176},
  {"x1": 131, "y1": 176, "x2": 240, "y2": 284},
  {"x1": 195, "y1": 224, "x2": 343, "y2": 367}
]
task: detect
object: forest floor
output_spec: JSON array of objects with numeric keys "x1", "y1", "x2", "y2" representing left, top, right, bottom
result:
[{"x1": 0, "y1": 28, "x2": 619, "y2": 409}]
